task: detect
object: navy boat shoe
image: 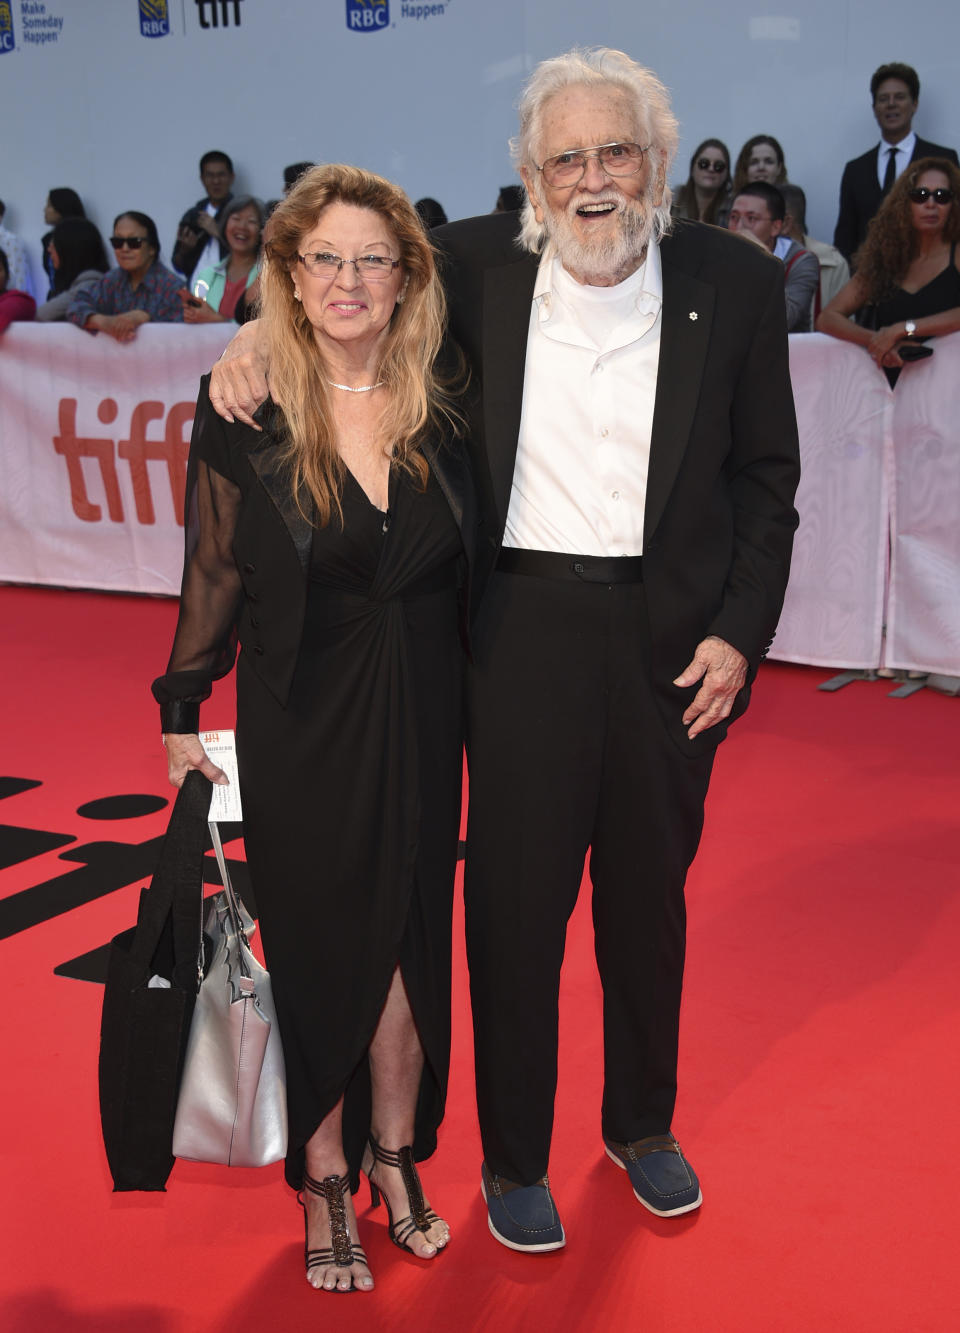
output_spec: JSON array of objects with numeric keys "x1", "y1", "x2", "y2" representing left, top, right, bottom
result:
[
  {"x1": 603, "y1": 1132, "x2": 702, "y2": 1216},
  {"x1": 480, "y1": 1162, "x2": 566, "y2": 1252}
]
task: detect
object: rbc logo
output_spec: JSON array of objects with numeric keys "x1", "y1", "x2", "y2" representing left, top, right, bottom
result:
[
  {"x1": 346, "y1": 0, "x2": 389, "y2": 33},
  {"x1": 139, "y1": 0, "x2": 170, "y2": 37},
  {"x1": 0, "y1": 1, "x2": 15, "y2": 54}
]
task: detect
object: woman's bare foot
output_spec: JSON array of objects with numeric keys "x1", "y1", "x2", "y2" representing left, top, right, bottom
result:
[
  {"x1": 302, "y1": 1168, "x2": 374, "y2": 1292},
  {"x1": 364, "y1": 1140, "x2": 451, "y2": 1258}
]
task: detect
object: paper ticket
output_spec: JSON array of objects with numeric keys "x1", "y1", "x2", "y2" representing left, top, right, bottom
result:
[{"x1": 199, "y1": 729, "x2": 243, "y2": 823}]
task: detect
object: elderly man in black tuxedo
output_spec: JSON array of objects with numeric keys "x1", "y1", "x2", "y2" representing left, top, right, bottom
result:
[
  {"x1": 205, "y1": 46, "x2": 800, "y2": 1257},
  {"x1": 834, "y1": 62, "x2": 958, "y2": 262}
]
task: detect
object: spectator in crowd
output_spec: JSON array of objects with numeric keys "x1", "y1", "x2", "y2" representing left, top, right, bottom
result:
[
  {"x1": 779, "y1": 183, "x2": 850, "y2": 317},
  {"x1": 181, "y1": 195, "x2": 264, "y2": 323},
  {"x1": 67, "y1": 211, "x2": 183, "y2": 341},
  {"x1": 671, "y1": 138, "x2": 732, "y2": 225},
  {"x1": 41, "y1": 188, "x2": 86, "y2": 296},
  {"x1": 0, "y1": 200, "x2": 36, "y2": 298},
  {"x1": 818, "y1": 158, "x2": 960, "y2": 385},
  {"x1": 415, "y1": 197, "x2": 448, "y2": 228},
  {"x1": 728, "y1": 182, "x2": 819, "y2": 331},
  {"x1": 732, "y1": 135, "x2": 788, "y2": 195},
  {"x1": 834, "y1": 63, "x2": 959, "y2": 262},
  {"x1": 35, "y1": 218, "x2": 109, "y2": 321},
  {"x1": 0, "y1": 245, "x2": 37, "y2": 332},
  {"x1": 494, "y1": 184, "x2": 525, "y2": 212},
  {"x1": 171, "y1": 150, "x2": 235, "y2": 284},
  {"x1": 283, "y1": 162, "x2": 315, "y2": 194}
]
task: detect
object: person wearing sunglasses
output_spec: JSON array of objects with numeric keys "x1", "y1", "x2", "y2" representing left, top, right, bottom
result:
[
  {"x1": 671, "y1": 138, "x2": 731, "y2": 226},
  {"x1": 66, "y1": 211, "x2": 183, "y2": 341},
  {"x1": 817, "y1": 158, "x2": 960, "y2": 383}
]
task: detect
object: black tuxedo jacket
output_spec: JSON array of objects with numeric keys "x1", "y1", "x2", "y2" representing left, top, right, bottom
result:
[
  {"x1": 433, "y1": 212, "x2": 800, "y2": 744},
  {"x1": 834, "y1": 138, "x2": 960, "y2": 260}
]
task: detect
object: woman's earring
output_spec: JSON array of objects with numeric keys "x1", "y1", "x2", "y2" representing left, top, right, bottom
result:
[{"x1": 294, "y1": 289, "x2": 302, "y2": 301}]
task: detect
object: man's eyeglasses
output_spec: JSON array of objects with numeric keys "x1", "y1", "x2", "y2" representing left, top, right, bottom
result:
[
  {"x1": 297, "y1": 252, "x2": 401, "y2": 280},
  {"x1": 908, "y1": 187, "x2": 954, "y2": 204},
  {"x1": 696, "y1": 158, "x2": 727, "y2": 173},
  {"x1": 536, "y1": 142, "x2": 650, "y2": 188},
  {"x1": 110, "y1": 235, "x2": 149, "y2": 250}
]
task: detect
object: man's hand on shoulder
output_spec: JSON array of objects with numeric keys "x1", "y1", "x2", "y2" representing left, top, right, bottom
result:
[
  {"x1": 208, "y1": 319, "x2": 269, "y2": 428},
  {"x1": 674, "y1": 635, "x2": 748, "y2": 739}
]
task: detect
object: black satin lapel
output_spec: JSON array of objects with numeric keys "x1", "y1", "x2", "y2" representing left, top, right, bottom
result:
[
  {"x1": 645, "y1": 258, "x2": 715, "y2": 545},
  {"x1": 482, "y1": 256, "x2": 538, "y2": 528},
  {"x1": 246, "y1": 402, "x2": 314, "y2": 572},
  {"x1": 423, "y1": 436, "x2": 465, "y2": 531}
]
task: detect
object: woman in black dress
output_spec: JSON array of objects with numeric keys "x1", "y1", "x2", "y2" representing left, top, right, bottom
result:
[
  {"x1": 817, "y1": 157, "x2": 960, "y2": 382},
  {"x1": 154, "y1": 165, "x2": 472, "y2": 1294}
]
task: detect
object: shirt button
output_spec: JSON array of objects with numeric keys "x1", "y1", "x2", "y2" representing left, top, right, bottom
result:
[
  {"x1": 600, "y1": 427, "x2": 609, "y2": 438},
  {"x1": 594, "y1": 363, "x2": 603, "y2": 374},
  {"x1": 611, "y1": 490, "x2": 620, "y2": 501}
]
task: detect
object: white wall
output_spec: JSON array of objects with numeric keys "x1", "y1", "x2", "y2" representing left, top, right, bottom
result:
[{"x1": 2, "y1": 0, "x2": 958, "y2": 292}]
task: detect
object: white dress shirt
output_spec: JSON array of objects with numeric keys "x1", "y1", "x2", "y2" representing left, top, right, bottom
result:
[
  {"x1": 503, "y1": 241, "x2": 663, "y2": 557},
  {"x1": 876, "y1": 132, "x2": 916, "y2": 188}
]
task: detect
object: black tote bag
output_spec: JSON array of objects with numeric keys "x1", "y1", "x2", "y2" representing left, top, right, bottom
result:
[{"x1": 98, "y1": 770, "x2": 211, "y2": 1191}]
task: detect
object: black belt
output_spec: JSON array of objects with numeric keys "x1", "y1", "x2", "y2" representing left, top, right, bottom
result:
[{"x1": 497, "y1": 548, "x2": 643, "y2": 584}]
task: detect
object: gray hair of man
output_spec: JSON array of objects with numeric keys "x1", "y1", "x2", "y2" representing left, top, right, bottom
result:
[{"x1": 510, "y1": 47, "x2": 679, "y2": 254}]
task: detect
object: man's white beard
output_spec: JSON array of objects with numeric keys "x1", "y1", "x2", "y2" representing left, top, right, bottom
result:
[{"x1": 545, "y1": 192, "x2": 654, "y2": 283}]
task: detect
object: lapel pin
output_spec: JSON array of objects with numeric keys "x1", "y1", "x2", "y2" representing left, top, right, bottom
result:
[{"x1": 689, "y1": 311, "x2": 698, "y2": 321}]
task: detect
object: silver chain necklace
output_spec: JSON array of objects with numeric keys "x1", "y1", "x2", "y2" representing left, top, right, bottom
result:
[{"x1": 327, "y1": 379, "x2": 385, "y2": 393}]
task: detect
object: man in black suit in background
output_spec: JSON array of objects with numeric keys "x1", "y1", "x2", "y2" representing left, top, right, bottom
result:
[
  {"x1": 206, "y1": 46, "x2": 801, "y2": 1257},
  {"x1": 834, "y1": 62, "x2": 958, "y2": 261}
]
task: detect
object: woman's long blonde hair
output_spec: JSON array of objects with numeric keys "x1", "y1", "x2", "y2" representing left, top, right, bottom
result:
[{"x1": 258, "y1": 163, "x2": 456, "y2": 525}]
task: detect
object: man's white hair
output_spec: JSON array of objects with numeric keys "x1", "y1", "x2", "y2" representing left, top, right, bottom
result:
[{"x1": 510, "y1": 47, "x2": 678, "y2": 254}]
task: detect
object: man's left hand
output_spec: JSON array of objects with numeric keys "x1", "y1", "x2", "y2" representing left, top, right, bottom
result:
[{"x1": 674, "y1": 635, "x2": 748, "y2": 739}]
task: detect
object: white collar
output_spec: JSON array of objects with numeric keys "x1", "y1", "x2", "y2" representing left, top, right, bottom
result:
[{"x1": 879, "y1": 131, "x2": 916, "y2": 160}]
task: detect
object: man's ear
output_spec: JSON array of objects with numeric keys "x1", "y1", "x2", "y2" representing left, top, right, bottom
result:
[
  {"x1": 519, "y1": 166, "x2": 544, "y2": 225},
  {"x1": 770, "y1": 218, "x2": 784, "y2": 239}
]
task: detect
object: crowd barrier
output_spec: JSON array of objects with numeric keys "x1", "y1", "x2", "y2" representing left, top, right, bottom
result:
[
  {"x1": 775, "y1": 331, "x2": 960, "y2": 676},
  {"x1": 1, "y1": 325, "x2": 958, "y2": 673}
]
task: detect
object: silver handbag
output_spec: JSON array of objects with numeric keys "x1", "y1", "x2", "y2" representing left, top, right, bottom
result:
[{"x1": 172, "y1": 823, "x2": 288, "y2": 1167}]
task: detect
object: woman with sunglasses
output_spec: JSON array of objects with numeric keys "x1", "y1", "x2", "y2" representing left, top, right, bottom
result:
[
  {"x1": 66, "y1": 211, "x2": 183, "y2": 342},
  {"x1": 671, "y1": 139, "x2": 732, "y2": 226},
  {"x1": 816, "y1": 159, "x2": 960, "y2": 380}
]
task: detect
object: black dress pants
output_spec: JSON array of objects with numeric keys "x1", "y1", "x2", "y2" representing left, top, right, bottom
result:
[{"x1": 465, "y1": 566, "x2": 715, "y2": 1185}]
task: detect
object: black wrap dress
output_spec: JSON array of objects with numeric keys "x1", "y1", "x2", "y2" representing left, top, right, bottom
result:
[{"x1": 153, "y1": 380, "x2": 469, "y2": 1189}]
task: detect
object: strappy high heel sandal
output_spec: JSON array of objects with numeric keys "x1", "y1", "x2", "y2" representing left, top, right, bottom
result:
[
  {"x1": 299, "y1": 1169, "x2": 370, "y2": 1290},
  {"x1": 365, "y1": 1134, "x2": 448, "y2": 1255}
]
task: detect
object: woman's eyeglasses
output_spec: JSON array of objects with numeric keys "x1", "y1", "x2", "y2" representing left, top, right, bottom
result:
[
  {"x1": 907, "y1": 187, "x2": 954, "y2": 204},
  {"x1": 297, "y1": 252, "x2": 401, "y2": 280},
  {"x1": 110, "y1": 235, "x2": 149, "y2": 249},
  {"x1": 696, "y1": 158, "x2": 727, "y2": 173}
]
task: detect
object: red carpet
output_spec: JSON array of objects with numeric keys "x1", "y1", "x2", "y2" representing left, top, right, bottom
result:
[{"x1": 1, "y1": 583, "x2": 958, "y2": 1332}]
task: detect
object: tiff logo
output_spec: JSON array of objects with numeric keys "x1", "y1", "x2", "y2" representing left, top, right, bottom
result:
[
  {"x1": 195, "y1": 0, "x2": 243, "y2": 27},
  {"x1": 53, "y1": 397, "x2": 194, "y2": 525}
]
